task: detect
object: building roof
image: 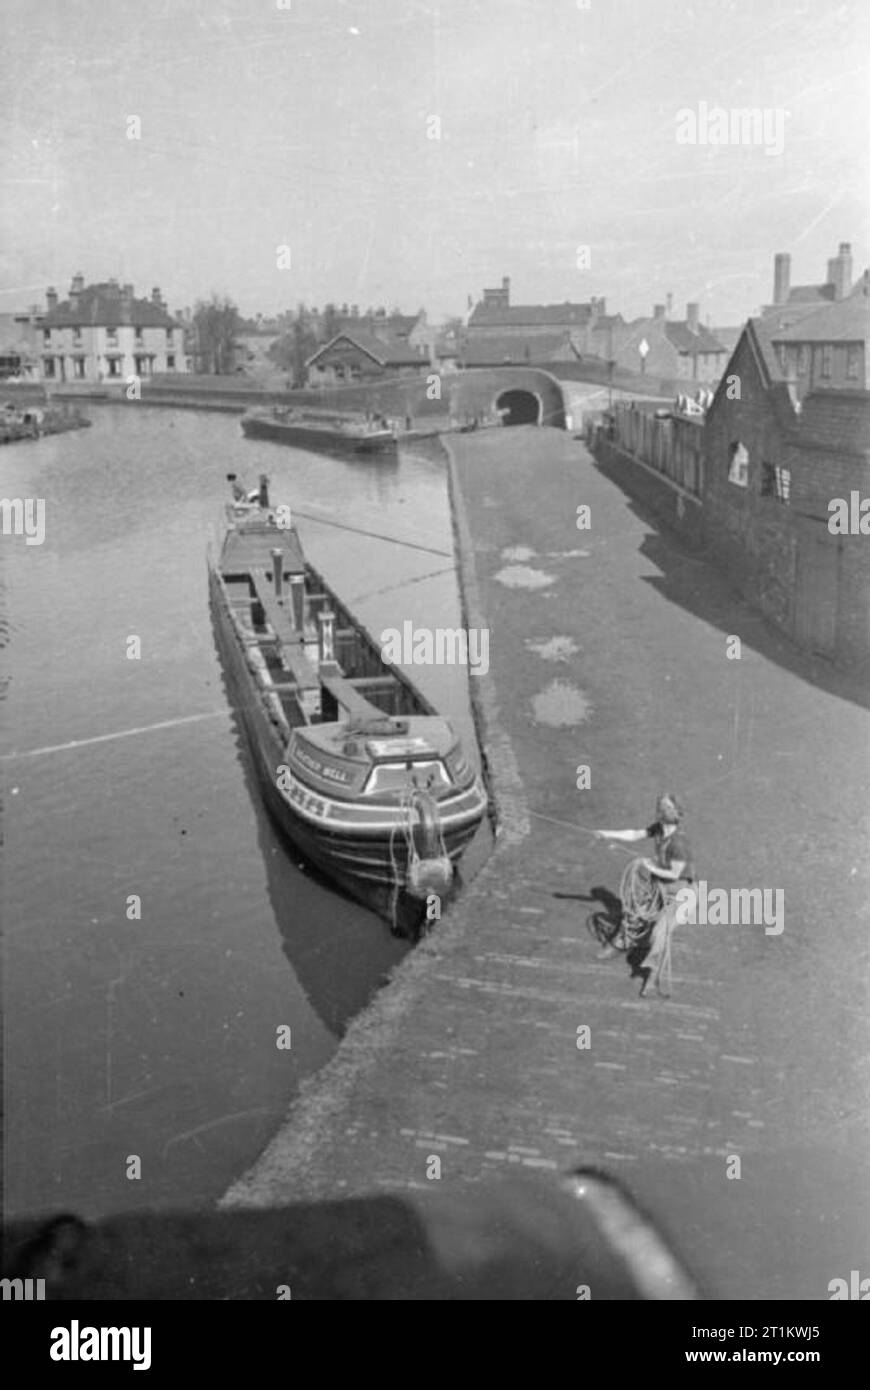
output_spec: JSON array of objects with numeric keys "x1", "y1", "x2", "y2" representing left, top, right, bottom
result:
[
  {"x1": 786, "y1": 284, "x2": 836, "y2": 305},
  {"x1": 306, "y1": 331, "x2": 423, "y2": 368},
  {"x1": 743, "y1": 317, "x2": 786, "y2": 383},
  {"x1": 711, "y1": 326, "x2": 743, "y2": 355},
  {"x1": 44, "y1": 283, "x2": 179, "y2": 329},
  {"x1": 664, "y1": 320, "x2": 727, "y2": 355},
  {"x1": 334, "y1": 313, "x2": 419, "y2": 340},
  {"x1": 468, "y1": 301, "x2": 595, "y2": 329},
  {"x1": 773, "y1": 291, "x2": 870, "y2": 344},
  {"x1": 460, "y1": 331, "x2": 575, "y2": 366}
]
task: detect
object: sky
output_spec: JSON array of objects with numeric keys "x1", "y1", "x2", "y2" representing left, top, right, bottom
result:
[{"x1": 1, "y1": 0, "x2": 868, "y2": 326}]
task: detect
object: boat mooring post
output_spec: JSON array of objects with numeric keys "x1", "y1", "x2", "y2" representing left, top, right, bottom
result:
[
  {"x1": 270, "y1": 548, "x2": 284, "y2": 604},
  {"x1": 258, "y1": 473, "x2": 270, "y2": 509},
  {"x1": 318, "y1": 609, "x2": 336, "y2": 662}
]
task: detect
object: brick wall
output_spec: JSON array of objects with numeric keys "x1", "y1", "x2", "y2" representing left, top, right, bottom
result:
[{"x1": 592, "y1": 335, "x2": 870, "y2": 666}]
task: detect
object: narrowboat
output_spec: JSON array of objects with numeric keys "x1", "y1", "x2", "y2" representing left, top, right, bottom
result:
[
  {"x1": 208, "y1": 474, "x2": 487, "y2": 935},
  {"x1": 240, "y1": 405, "x2": 397, "y2": 457}
]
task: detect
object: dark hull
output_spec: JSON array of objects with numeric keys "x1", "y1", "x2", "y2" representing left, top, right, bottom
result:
[
  {"x1": 241, "y1": 415, "x2": 397, "y2": 458},
  {"x1": 208, "y1": 562, "x2": 480, "y2": 934}
]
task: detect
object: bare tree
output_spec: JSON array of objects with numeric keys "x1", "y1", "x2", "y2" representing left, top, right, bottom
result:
[{"x1": 192, "y1": 293, "x2": 243, "y2": 374}]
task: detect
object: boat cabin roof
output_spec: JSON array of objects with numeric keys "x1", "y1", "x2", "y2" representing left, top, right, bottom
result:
[{"x1": 298, "y1": 715, "x2": 457, "y2": 763}]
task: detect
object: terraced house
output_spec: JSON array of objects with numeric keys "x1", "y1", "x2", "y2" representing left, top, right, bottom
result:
[{"x1": 40, "y1": 275, "x2": 187, "y2": 383}]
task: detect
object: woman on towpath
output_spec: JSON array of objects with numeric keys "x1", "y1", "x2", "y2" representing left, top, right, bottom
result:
[{"x1": 595, "y1": 792, "x2": 695, "y2": 997}]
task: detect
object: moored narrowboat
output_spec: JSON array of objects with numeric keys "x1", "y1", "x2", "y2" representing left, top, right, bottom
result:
[{"x1": 208, "y1": 474, "x2": 487, "y2": 935}]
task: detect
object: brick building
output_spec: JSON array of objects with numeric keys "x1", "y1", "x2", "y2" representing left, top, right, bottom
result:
[
  {"x1": 762, "y1": 242, "x2": 855, "y2": 331},
  {"x1": 40, "y1": 275, "x2": 186, "y2": 382},
  {"x1": 598, "y1": 315, "x2": 870, "y2": 666},
  {"x1": 305, "y1": 331, "x2": 429, "y2": 387},
  {"x1": 769, "y1": 281, "x2": 870, "y2": 401},
  {"x1": 467, "y1": 277, "x2": 608, "y2": 340},
  {"x1": 614, "y1": 303, "x2": 728, "y2": 382}
]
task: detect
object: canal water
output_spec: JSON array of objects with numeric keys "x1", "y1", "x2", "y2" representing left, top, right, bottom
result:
[{"x1": 1, "y1": 405, "x2": 484, "y2": 1221}]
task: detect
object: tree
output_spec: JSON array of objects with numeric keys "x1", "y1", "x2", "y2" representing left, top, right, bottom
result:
[
  {"x1": 267, "y1": 301, "x2": 319, "y2": 386},
  {"x1": 192, "y1": 293, "x2": 243, "y2": 374}
]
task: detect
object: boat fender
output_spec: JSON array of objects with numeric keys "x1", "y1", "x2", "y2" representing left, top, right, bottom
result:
[
  {"x1": 406, "y1": 788, "x2": 453, "y2": 898},
  {"x1": 407, "y1": 854, "x2": 453, "y2": 899}
]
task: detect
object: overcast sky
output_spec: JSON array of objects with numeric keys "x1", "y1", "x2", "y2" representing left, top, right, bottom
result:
[{"x1": 2, "y1": 0, "x2": 868, "y2": 324}]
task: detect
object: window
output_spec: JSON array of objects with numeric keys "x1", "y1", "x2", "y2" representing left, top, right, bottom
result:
[
  {"x1": 797, "y1": 345, "x2": 809, "y2": 376},
  {"x1": 761, "y1": 462, "x2": 790, "y2": 502},
  {"x1": 363, "y1": 760, "x2": 452, "y2": 796},
  {"x1": 728, "y1": 441, "x2": 749, "y2": 488},
  {"x1": 166, "y1": 355, "x2": 176, "y2": 370},
  {"x1": 167, "y1": 328, "x2": 174, "y2": 346},
  {"x1": 820, "y1": 345, "x2": 832, "y2": 379},
  {"x1": 135, "y1": 326, "x2": 143, "y2": 344},
  {"x1": 43, "y1": 328, "x2": 51, "y2": 345},
  {"x1": 847, "y1": 345, "x2": 860, "y2": 380},
  {"x1": 73, "y1": 326, "x2": 82, "y2": 344},
  {"x1": 74, "y1": 358, "x2": 85, "y2": 379},
  {"x1": 107, "y1": 358, "x2": 120, "y2": 377},
  {"x1": 43, "y1": 357, "x2": 55, "y2": 378}
]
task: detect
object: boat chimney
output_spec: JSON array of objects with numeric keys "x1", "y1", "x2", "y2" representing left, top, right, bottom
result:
[
  {"x1": 289, "y1": 574, "x2": 305, "y2": 632},
  {"x1": 318, "y1": 609, "x2": 336, "y2": 662},
  {"x1": 258, "y1": 473, "x2": 270, "y2": 509},
  {"x1": 270, "y1": 548, "x2": 284, "y2": 603}
]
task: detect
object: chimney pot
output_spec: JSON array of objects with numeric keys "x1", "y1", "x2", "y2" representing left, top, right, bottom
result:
[{"x1": 686, "y1": 302, "x2": 699, "y2": 332}]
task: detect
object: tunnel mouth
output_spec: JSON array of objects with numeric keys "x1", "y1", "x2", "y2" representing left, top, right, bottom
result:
[{"x1": 496, "y1": 389, "x2": 541, "y2": 426}]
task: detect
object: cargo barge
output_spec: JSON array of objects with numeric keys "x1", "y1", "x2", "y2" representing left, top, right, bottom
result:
[
  {"x1": 208, "y1": 474, "x2": 487, "y2": 936},
  {"x1": 241, "y1": 405, "x2": 398, "y2": 457}
]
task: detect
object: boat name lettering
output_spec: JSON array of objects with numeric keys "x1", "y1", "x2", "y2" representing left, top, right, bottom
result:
[
  {"x1": 293, "y1": 746, "x2": 351, "y2": 784},
  {"x1": 277, "y1": 765, "x2": 330, "y2": 818}
]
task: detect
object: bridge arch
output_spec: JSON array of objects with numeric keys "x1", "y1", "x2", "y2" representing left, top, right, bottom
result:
[{"x1": 496, "y1": 388, "x2": 542, "y2": 426}]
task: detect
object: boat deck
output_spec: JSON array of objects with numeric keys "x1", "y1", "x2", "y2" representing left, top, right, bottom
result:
[{"x1": 220, "y1": 521, "x2": 305, "y2": 575}]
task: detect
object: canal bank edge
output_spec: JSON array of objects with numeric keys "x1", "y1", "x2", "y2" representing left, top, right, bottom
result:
[{"x1": 220, "y1": 434, "x2": 531, "y2": 1209}]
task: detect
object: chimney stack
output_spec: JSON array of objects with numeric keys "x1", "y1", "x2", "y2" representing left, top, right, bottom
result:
[
  {"x1": 46, "y1": 287, "x2": 58, "y2": 311},
  {"x1": 773, "y1": 252, "x2": 791, "y2": 306},
  {"x1": 686, "y1": 302, "x2": 699, "y2": 333},
  {"x1": 653, "y1": 304, "x2": 666, "y2": 320},
  {"x1": 151, "y1": 286, "x2": 161, "y2": 305},
  {"x1": 666, "y1": 292, "x2": 673, "y2": 316},
  {"x1": 71, "y1": 272, "x2": 85, "y2": 294},
  {"x1": 827, "y1": 242, "x2": 852, "y2": 300}
]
